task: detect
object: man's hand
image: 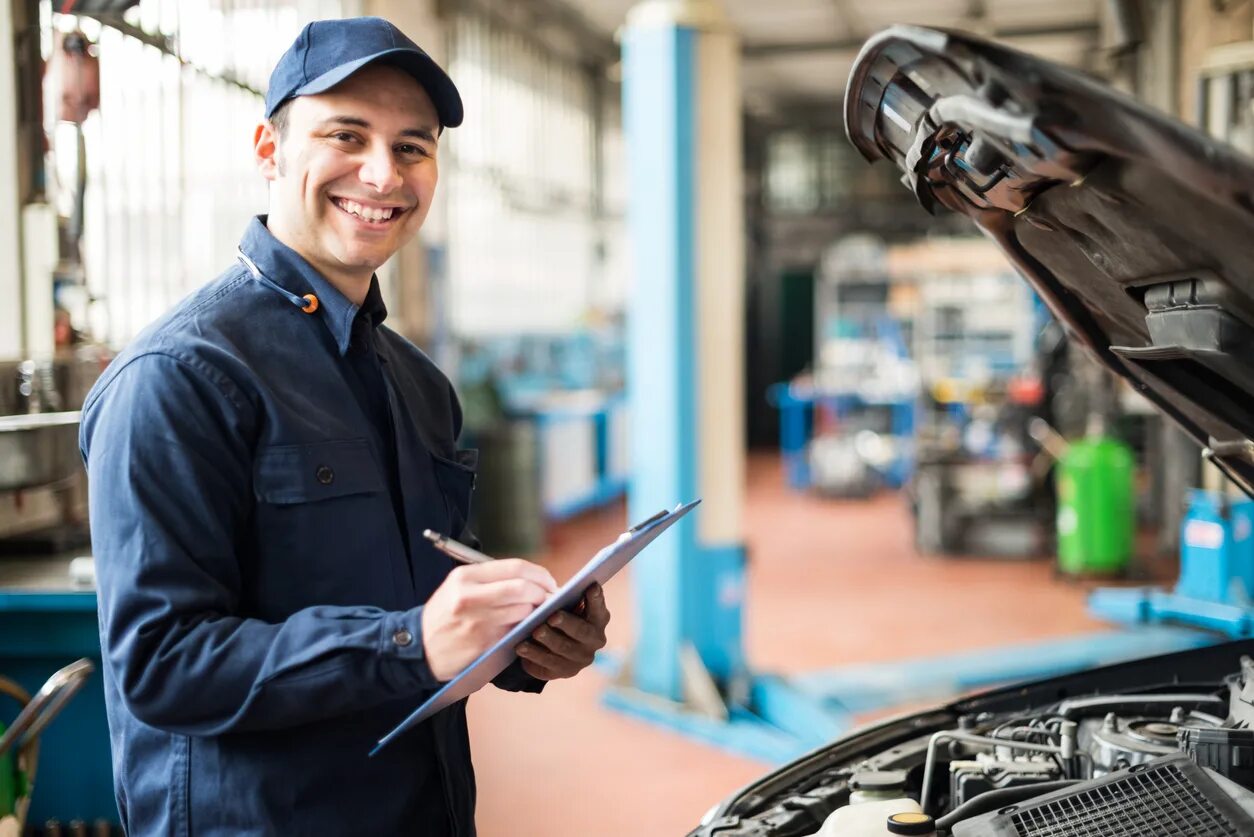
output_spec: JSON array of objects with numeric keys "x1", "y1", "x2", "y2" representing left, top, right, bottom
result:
[
  {"x1": 514, "y1": 583, "x2": 610, "y2": 681},
  {"x1": 421, "y1": 559, "x2": 558, "y2": 682}
]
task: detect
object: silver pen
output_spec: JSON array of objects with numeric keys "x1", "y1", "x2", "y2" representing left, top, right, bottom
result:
[{"x1": 422, "y1": 529, "x2": 495, "y2": 564}]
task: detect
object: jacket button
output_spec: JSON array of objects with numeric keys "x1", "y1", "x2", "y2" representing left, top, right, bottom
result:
[
  {"x1": 315, "y1": 465, "x2": 334, "y2": 485},
  {"x1": 392, "y1": 629, "x2": 414, "y2": 648}
]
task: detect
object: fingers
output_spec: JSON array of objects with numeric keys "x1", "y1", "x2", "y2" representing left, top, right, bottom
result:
[
  {"x1": 423, "y1": 559, "x2": 562, "y2": 681},
  {"x1": 519, "y1": 656, "x2": 558, "y2": 681},
  {"x1": 529, "y1": 623, "x2": 590, "y2": 662},
  {"x1": 492, "y1": 603, "x2": 539, "y2": 626},
  {"x1": 456, "y1": 558, "x2": 558, "y2": 594},
  {"x1": 516, "y1": 640, "x2": 578, "y2": 679},
  {"x1": 454, "y1": 579, "x2": 550, "y2": 619},
  {"x1": 486, "y1": 577, "x2": 553, "y2": 605},
  {"x1": 544, "y1": 610, "x2": 604, "y2": 649},
  {"x1": 446, "y1": 559, "x2": 558, "y2": 615},
  {"x1": 510, "y1": 584, "x2": 611, "y2": 682},
  {"x1": 582, "y1": 583, "x2": 611, "y2": 631}
]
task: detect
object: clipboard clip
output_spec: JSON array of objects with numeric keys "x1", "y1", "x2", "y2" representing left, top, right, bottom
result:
[{"x1": 630, "y1": 509, "x2": 670, "y2": 533}]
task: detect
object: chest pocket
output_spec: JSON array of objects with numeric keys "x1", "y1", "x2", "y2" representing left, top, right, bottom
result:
[
  {"x1": 255, "y1": 438, "x2": 383, "y2": 504},
  {"x1": 430, "y1": 449, "x2": 477, "y2": 539},
  {"x1": 251, "y1": 439, "x2": 397, "y2": 613}
]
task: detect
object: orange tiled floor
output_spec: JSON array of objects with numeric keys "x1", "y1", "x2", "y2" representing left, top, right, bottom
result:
[{"x1": 469, "y1": 452, "x2": 1146, "y2": 836}]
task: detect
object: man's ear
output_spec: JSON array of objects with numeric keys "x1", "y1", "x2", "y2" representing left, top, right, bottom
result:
[{"x1": 254, "y1": 121, "x2": 280, "y2": 181}]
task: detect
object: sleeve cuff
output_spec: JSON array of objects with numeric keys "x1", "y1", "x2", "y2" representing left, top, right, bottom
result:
[
  {"x1": 380, "y1": 608, "x2": 442, "y2": 691},
  {"x1": 382, "y1": 609, "x2": 546, "y2": 694},
  {"x1": 492, "y1": 658, "x2": 546, "y2": 693}
]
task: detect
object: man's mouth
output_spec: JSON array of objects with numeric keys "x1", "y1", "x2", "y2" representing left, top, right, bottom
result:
[{"x1": 330, "y1": 196, "x2": 408, "y2": 226}]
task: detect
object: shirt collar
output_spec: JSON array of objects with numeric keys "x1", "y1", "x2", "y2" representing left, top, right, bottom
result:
[
  {"x1": 238, "y1": 216, "x2": 388, "y2": 355},
  {"x1": 357, "y1": 275, "x2": 388, "y2": 331}
]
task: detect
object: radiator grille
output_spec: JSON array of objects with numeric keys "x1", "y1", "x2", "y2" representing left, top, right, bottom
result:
[{"x1": 1011, "y1": 763, "x2": 1242, "y2": 837}]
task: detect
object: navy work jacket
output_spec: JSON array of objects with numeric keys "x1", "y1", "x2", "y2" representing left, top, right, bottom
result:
[{"x1": 80, "y1": 217, "x2": 541, "y2": 836}]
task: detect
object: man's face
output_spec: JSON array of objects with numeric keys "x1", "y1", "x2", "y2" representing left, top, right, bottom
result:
[{"x1": 254, "y1": 63, "x2": 439, "y2": 281}]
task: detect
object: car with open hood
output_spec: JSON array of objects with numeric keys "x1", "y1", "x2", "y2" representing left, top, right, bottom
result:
[{"x1": 689, "y1": 25, "x2": 1254, "y2": 837}]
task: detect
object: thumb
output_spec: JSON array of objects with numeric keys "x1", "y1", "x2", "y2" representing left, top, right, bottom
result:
[{"x1": 585, "y1": 583, "x2": 610, "y2": 628}]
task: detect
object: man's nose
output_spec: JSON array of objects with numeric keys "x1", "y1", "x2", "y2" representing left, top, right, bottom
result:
[{"x1": 358, "y1": 143, "x2": 403, "y2": 194}]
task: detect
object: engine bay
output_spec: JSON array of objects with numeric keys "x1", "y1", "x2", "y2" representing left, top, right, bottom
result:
[{"x1": 693, "y1": 653, "x2": 1254, "y2": 836}]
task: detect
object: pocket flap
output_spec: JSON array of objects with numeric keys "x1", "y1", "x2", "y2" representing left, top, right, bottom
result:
[
  {"x1": 430, "y1": 449, "x2": 478, "y2": 530},
  {"x1": 254, "y1": 439, "x2": 383, "y2": 504},
  {"x1": 443, "y1": 448, "x2": 479, "y2": 473}
]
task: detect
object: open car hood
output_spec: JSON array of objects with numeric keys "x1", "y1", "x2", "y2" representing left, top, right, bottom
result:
[
  {"x1": 845, "y1": 26, "x2": 1254, "y2": 496},
  {"x1": 689, "y1": 639, "x2": 1254, "y2": 835}
]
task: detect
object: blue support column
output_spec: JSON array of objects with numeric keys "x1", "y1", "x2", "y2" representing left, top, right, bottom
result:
[
  {"x1": 622, "y1": 0, "x2": 746, "y2": 701},
  {"x1": 625, "y1": 22, "x2": 696, "y2": 701}
]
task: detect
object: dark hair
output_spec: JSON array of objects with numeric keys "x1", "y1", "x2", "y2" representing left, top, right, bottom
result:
[
  {"x1": 269, "y1": 99, "x2": 292, "y2": 139},
  {"x1": 268, "y1": 93, "x2": 445, "y2": 140}
]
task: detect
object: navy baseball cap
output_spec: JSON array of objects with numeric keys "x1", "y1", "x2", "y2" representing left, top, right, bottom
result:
[{"x1": 265, "y1": 16, "x2": 463, "y2": 128}]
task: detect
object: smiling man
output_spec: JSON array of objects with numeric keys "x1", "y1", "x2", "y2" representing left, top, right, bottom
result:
[{"x1": 79, "y1": 17, "x2": 609, "y2": 836}]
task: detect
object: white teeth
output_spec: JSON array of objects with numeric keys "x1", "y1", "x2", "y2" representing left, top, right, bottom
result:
[{"x1": 336, "y1": 198, "x2": 396, "y2": 222}]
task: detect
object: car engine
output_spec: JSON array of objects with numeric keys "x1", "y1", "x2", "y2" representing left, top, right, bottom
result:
[{"x1": 692, "y1": 654, "x2": 1254, "y2": 836}]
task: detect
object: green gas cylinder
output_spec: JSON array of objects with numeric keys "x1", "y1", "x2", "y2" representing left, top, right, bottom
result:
[{"x1": 1055, "y1": 435, "x2": 1135, "y2": 576}]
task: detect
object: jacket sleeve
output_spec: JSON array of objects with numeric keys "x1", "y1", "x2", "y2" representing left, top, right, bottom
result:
[
  {"x1": 491, "y1": 659, "x2": 546, "y2": 693},
  {"x1": 82, "y1": 352, "x2": 443, "y2": 736}
]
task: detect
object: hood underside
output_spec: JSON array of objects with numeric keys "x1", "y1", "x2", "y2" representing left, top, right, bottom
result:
[{"x1": 845, "y1": 25, "x2": 1254, "y2": 496}]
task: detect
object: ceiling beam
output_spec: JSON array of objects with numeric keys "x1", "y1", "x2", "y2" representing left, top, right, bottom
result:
[
  {"x1": 453, "y1": 0, "x2": 618, "y2": 68},
  {"x1": 742, "y1": 20, "x2": 1100, "y2": 59}
]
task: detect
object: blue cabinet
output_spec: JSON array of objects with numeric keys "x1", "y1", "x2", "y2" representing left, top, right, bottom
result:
[{"x1": 0, "y1": 578, "x2": 115, "y2": 826}]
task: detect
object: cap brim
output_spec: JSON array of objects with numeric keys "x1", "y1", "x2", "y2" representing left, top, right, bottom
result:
[{"x1": 285, "y1": 47, "x2": 463, "y2": 128}]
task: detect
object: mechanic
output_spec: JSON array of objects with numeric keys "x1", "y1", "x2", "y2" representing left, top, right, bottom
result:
[{"x1": 79, "y1": 17, "x2": 609, "y2": 836}]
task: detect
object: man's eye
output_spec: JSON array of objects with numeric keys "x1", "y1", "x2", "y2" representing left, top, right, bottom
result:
[
  {"x1": 332, "y1": 132, "x2": 358, "y2": 143},
  {"x1": 397, "y1": 144, "x2": 428, "y2": 158}
]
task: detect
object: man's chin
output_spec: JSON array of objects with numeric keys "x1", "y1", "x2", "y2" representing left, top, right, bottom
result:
[
  {"x1": 340, "y1": 256, "x2": 389, "y2": 278},
  {"x1": 326, "y1": 242, "x2": 394, "y2": 276},
  {"x1": 329, "y1": 230, "x2": 412, "y2": 268}
]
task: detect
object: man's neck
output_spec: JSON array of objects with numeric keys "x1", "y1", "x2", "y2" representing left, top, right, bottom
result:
[{"x1": 266, "y1": 215, "x2": 372, "y2": 306}]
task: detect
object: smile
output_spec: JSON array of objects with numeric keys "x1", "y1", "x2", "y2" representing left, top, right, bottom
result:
[{"x1": 330, "y1": 196, "x2": 408, "y2": 226}]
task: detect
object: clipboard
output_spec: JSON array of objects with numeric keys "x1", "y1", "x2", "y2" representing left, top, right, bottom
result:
[{"x1": 371, "y1": 499, "x2": 701, "y2": 755}]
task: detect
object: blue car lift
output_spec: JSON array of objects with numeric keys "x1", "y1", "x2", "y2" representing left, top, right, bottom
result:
[
  {"x1": 600, "y1": 626, "x2": 1215, "y2": 764},
  {"x1": 1091, "y1": 489, "x2": 1254, "y2": 636},
  {"x1": 609, "y1": 1, "x2": 1215, "y2": 767}
]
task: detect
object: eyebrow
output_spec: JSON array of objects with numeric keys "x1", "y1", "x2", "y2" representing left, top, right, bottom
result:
[{"x1": 319, "y1": 115, "x2": 437, "y2": 143}]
